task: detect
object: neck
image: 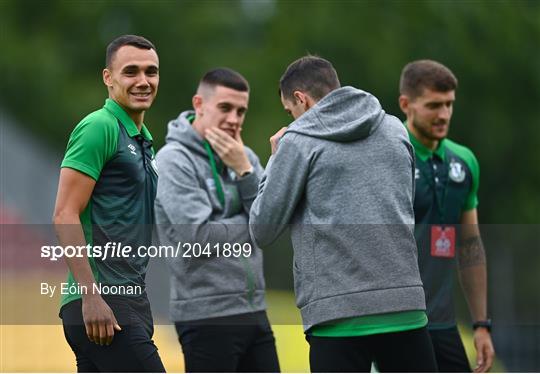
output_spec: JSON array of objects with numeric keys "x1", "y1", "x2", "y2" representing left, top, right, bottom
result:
[
  {"x1": 192, "y1": 118, "x2": 205, "y2": 138},
  {"x1": 131, "y1": 113, "x2": 144, "y2": 131},
  {"x1": 407, "y1": 121, "x2": 439, "y2": 151},
  {"x1": 113, "y1": 99, "x2": 144, "y2": 130}
]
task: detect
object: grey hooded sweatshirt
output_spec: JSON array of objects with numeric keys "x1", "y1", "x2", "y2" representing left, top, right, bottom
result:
[
  {"x1": 155, "y1": 110, "x2": 266, "y2": 322},
  {"x1": 250, "y1": 86, "x2": 425, "y2": 331}
]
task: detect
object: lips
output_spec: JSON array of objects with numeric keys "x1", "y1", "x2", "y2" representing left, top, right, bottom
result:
[{"x1": 130, "y1": 92, "x2": 151, "y2": 97}]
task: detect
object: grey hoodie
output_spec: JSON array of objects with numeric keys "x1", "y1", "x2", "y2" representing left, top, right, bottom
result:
[
  {"x1": 155, "y1": 110, "x2": 266, "y2": 322},
  {"x1": 250, "y1": 86, "x2": 425, "y2": 331}
]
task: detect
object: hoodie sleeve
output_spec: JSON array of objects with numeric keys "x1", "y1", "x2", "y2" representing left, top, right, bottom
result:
[
  {"x1": 155, "y1": 147, "x2": 251, "y2": 247},
  {"x1": 249, "y1": 134, "x2": 309, "y2": 247},
  {"x1": 235, "y1": 147, "x2": 264, "y2": 214}
]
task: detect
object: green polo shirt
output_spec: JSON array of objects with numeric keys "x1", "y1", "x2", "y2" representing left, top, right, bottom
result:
[
  {"x1": 407, "y1": 123, "x2": 480, "y2": 329},
  {"x1": 60, "y1": 99, "x2": 158, "y2": 307}
]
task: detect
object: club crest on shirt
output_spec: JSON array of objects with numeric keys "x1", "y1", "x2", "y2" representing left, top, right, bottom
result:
[{"x1": 449, "y1": 160, "x2": 466, "y2": 183}]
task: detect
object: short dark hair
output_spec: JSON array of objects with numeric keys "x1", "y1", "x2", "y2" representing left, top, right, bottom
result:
[
  {"x1": 279, "y1": 55, "x2": 340, "y2": 101},
  {"x1": 399, "y1": 60, "x2": 458, "y2": 99},
  {"x1": 105, "y1": 34, "x2": 156, "y2": 68},
  {"x1": 199, "y1": 68, "x2": 249, "y2": 92}
]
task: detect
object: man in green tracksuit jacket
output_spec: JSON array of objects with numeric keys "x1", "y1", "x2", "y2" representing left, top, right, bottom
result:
[
  {"x1": 155, "y1": 68, "x2": 279, "y2": 372},
  {"x1": 399, "y1": 59, "x2": 495, "y2": 372}
]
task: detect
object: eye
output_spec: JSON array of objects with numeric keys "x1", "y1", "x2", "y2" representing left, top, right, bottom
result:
[
  {"x1": 218, "y1": 104, "x2": 231, "y2": 112},
  {"x1": 123, "y1": 68, "x2": 137, "y2": 76},
  {"x1": 146, "y1": 67, "x2": 159, "y2": 76}
]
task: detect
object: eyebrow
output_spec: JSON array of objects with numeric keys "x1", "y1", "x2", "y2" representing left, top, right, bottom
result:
[
  {"x1": 217, "y1": 101, "x2": 247, "y2": 110},
  {"x1": 121, "y1": 64, "x2": 159, "y2": 72}
]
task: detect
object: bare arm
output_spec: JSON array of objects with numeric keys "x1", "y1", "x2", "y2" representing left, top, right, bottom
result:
[
  {"x1": 458, "y1": 209, "x2": 495, "y2": 372},
  {"x1": 53, "y1": 168, "x2": 120, "y2": 346}
]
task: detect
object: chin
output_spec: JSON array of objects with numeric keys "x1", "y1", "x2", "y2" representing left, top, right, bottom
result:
[
  {"x1": 431, "y1": 128, "x2": 448, "y2": 139},
  {"x1": 432, "y1": 134, "x2": 448, "y2": 141},
  {"x1": 130, "y1": 102, "x2": 152, "y2": 112}
]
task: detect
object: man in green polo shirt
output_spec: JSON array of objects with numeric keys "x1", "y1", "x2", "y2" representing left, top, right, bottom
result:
[
  {"x1": 399, "y1": 59, "x2": 495, "y2": 372},
  {"x1": 52, "y1": 35, "x2": 164, "y2": 372}
]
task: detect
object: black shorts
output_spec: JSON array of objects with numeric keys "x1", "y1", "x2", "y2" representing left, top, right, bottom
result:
[
  {"x1": 60, "y1": 295, "x2": 165, "y2": 372},
  {"x1": 175, "y1": 311, "x2": 280, "y2": 372},
  {"x1": 429, "y1": 326, "x2": 472, "y2": 372},
  {"x1": 307, "y1": 326, "x2": 438, "y2": 372}
]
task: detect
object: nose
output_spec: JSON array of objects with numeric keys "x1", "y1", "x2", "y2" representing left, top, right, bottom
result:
[
  {"x1": 226, "y1": 111, "x2": 240, "y2": 125},
  {"x1": 135, "y1": 72, "x2": 150, "y2": 88},
  {"x1": 438, "y1": 105, "x2": 451, "y2": 121}
]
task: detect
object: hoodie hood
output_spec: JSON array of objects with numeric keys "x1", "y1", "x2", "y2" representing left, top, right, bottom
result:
[
  {"x1": 286, "y1": 86, "x2": 385, "y2": 142},
  {"x1": 165, "y1": 110, "x2": 207, "y2": 157}
]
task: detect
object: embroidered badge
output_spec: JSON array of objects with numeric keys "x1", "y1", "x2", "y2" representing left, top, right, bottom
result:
[{"x1": 449, "y1": 160, "x2": 466, "y2": 183}]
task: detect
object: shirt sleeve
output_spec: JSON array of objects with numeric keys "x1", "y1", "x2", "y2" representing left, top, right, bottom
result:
[
  {"x1": 463, "y1": 149, "x2": 480, "y2": 211},
  {"x1": 61, "y1": 117, "x2": 118, "y2": 180},
  {"x1": 249, "y1": 134, "x2": 310, "y2": 247}
]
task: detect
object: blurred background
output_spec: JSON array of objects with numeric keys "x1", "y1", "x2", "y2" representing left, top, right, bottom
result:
[{"x1": 1, "y1": 0, "x2": 539, "y2": 372}]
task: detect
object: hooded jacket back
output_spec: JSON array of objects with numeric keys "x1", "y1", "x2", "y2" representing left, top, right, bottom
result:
[
  {"x1": 155, "y1": 111, "x2": 266, "y2": 322},
  {"x1": 250, "y1": 86, "x2": 425, "y2": 331}
]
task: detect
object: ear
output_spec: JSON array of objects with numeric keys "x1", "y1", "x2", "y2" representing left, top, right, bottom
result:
[
  {"x1": 293, "y1": 91, "x2": 307, "y2": 105},
  {"x1": 192, "y1": 94, "x2": 203, "y2": 116},
  {"x1": 398, "y1": 94, "x2": 410, "y2": 115},
  {"x1": 103, "y1": 68, "x2": 112, "y2": 88}
]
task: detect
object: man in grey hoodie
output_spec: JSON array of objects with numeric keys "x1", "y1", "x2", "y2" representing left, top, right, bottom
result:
[
  {"x1": 155, "y1": 68, "x2": 279, "y2": 372},
  {"x1": 250, "y1": 56, "x2": 437, "y2": 372}
]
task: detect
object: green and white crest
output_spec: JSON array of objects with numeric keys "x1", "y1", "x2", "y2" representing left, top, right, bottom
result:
[{"x1": 449, "y1": 160, "x2": 466, "y2": 183}]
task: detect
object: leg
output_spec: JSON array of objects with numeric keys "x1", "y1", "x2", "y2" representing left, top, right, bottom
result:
[
  {"x1": 429, "y1": 327, "x2": 472, "y2": 372},
  {"x1": 237, "y1": 313, "x2": 280, "y2": 372},
  {"x1": 373, "y1": 327, "x2": 438, "y2": 372},
  {"x1": 61, "y1": 298, "x2": 165, "y2": 373},
  {"x1": 176, "y1": 322, "x2": 248, "y2": 372},
  {"x1": 62, "y1": 322, "x2": 99, "y2": 372},
  {"x1": 307, "y1": 335, "x2": 373, "y2": 373}
]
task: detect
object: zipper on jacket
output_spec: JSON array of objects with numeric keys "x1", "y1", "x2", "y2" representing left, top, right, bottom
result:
[{"x1": 204, "y1": 140, "x2": 256, "y2": 308}]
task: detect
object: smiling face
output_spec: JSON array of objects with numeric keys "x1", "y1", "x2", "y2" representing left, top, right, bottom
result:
[
  {"x1": 400, "y1": 88, "x2": 455, "y2": 149},
  {"x1": 103, "y1": 45, "x2": 159, "y2": 123},
  {"x1": 193, "y1": 85, "x2": 249, "y2": 138}
]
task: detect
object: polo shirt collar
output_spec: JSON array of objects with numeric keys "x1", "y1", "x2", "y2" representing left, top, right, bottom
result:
[
  {"x1": 404, "y1": 121, "x2": 446, "y2": 162},
  {"x1": 103, "y1": 99, "x2": 153, "y2": 141}
]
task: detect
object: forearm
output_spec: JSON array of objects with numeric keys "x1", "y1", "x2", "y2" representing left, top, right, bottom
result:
[
  {"x1": 236, "y1": 169, "x2": 262, "y2": 213},
  {"x1": 54, "y1": 212, "x2": 98, "y2": 294},
  {"x1": 250, "y1": 142, "x2": 307, "y2": 247},
  {"x1": 166, "y1": 213, "x2": 252, "y2": 249},
  {"x1": 193, "y1": 214, "x2": 251, "y2": 244},
  {"x1": 249, "y1": 171, "x2": 288, "y2": 247},
  {"x1": 457, "y1": 235, "x2": 488, "y2": 321}
]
